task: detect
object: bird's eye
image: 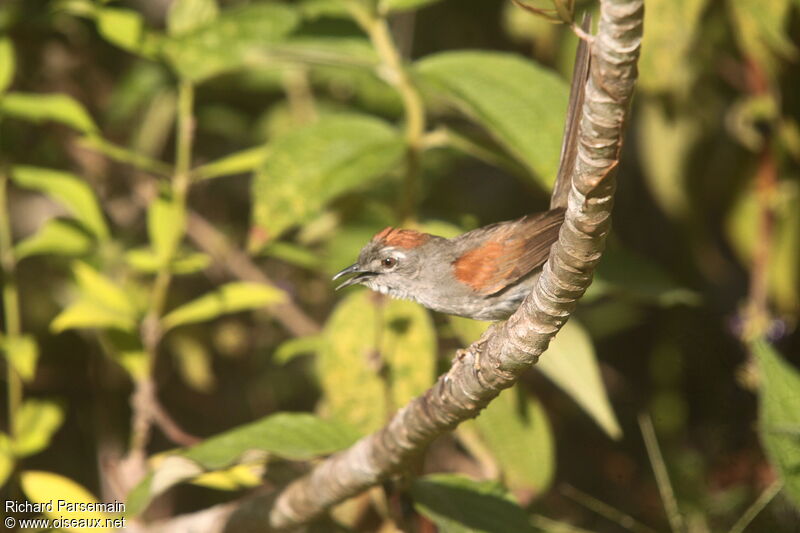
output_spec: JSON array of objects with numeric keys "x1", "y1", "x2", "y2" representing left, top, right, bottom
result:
[{"x1": 382, "y1": 256, "x2": 398, "y2": 268}]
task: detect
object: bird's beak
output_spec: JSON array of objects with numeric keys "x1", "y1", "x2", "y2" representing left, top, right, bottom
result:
[{"x1": 332, "y1": 264, "x2": 374, "y2": 291}]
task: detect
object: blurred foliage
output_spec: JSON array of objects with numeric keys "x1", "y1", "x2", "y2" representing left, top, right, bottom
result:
[{"x1": 0, "y1": 0, "x2": 798, "y2": 531}]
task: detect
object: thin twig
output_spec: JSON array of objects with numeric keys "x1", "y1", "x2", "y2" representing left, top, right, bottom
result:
[
  {"x1": 561, "y1": 484, "x2": 659, "y2": 533},
  {"x1": 638, "y1": 413, "x2": 685, "y2": 533},
  {"x1": 728, "y1": 479, "x2": 783, "y2": 533},
  {"x1": 0, "y1": 174, "x2": 22, "y2": 436}
]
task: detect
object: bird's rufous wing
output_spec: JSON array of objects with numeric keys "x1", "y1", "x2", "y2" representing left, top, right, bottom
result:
[{"x1": 452, "y1": 208, "x2": 565, "y2": 296}]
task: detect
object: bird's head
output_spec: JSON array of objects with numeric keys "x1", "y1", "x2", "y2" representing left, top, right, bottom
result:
[{"x1": 332, "y1": 227, "x2": 435, "y2": 296}]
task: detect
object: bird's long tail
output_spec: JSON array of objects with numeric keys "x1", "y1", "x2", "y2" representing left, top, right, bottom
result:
[{"x1": 550, "y1": 14, "x2": 592, "y2": 210}]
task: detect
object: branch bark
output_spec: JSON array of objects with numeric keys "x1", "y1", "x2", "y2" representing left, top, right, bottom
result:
[{"x1": 143, "y1": 0, "x2": 642, "y2": 530}]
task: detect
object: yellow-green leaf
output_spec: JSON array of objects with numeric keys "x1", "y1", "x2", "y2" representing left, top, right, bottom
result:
[
  {"x1": 319, "y1": 291, "x2": 436, "y2": 432},
  {"x1": 20, "y1": 471, "x2": 113, "y2": 531},
  {"x1": 13, "y1": 399, "x2": 65, "y2": 458},
  {"x1": 170, "y1": 334, "x2": 216, "y2": 393},
  {"x1": 190, "y1": 461, "x2": 264, "y2": 491},
  {"x1": 273, "y1": 335, "x2": 322, "y2": 365},
  {"x1": 2, "y1": 335, "x2": 39, "y2": 382},
  {"x1": 15, "y1": 218, "x2": 94, "y2": 260},
  {"x1": 381, "y1": 299, "x2": 437, "y2": 409},
  {"x1": 0, "y1": 37, "x2": 15, "y2": 93},
  {"x1": 167, "y1": 0, "x2": 219, "y2": 36},
  {"x1": 11, "y1": 166, "x2": 109, "y2": 241},
  {"x1": 51, "y1": 300, "x2": 137, "y2": 334},
  {"x1": 538, "y1": 320, "x2": 621, "y2": 439},
  {"x1": 126, "y1": 248, "x2": 210, "y2": 275},
  {"x1": 194, "y1": 146, "x2": 267, "y2": 181},
  {"x1": 51, "y1": 262, "x2": 138, "y2": 333},
  {"x1": 638, "y1": 0, "x2": 707, "y2": 93},
  {"x1": 0, "y1": 433, "x2": 13, "y2": 488},
  {"x1": 72, "y1": 261, "x2": 136, "y2": 316},
  {"x1": 0, "y1": 92, "x2": 98, "y2": 134},
  {"x1": 95, "y1": 7, "x2": 160, "y2": 59},
  {"x1": 162, "y1": 282, "x2": 286, "y2": 331},
  {"x1": 147, "y1": 194, "x2": 185, "y2": 265},
  {"x1": 638, "y1": 100, "x2": 702, "y2": 219}
]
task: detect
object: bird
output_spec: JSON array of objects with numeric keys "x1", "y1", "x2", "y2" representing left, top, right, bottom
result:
[{"x1": 333, "y1": 17, "x2": 591, "y2": 321}]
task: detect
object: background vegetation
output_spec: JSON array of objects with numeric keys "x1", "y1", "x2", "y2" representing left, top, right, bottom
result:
[{"x1": 0, "y1": 0, "x2": 798, "y2": 531}]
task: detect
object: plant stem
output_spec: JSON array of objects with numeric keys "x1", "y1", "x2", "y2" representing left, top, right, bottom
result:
[
  {"x1": 728, "y1": 479, "x2": 782, "y2": 533},
  {"x1": 0, "y1": 174, "x2": 22, "y2": 438},
  {"x1": 147, "y1": 81, "x2": 195, "y2": 334},
  {"x1": 132, "y1": 81, "x2": 197, "y2": 454},
  {"x1": 350, "y1": 3, "x2": 426, "y2": 222},
  {"x1": 639, "y1": 413, "x2": 685, "y2": 533}
]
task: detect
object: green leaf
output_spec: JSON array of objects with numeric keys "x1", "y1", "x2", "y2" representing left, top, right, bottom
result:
[
  {"x1": 10, "y1": 166, "x2": 109, "y2": 241},
  {"x1": 251, "y1": 114, "x2": 403, "y2": 246},
  {"x1": 754, "y1": 340, "x2": 800, "y2": 506},
  {"x1": 78, "y1": 135, "x2": 172, "y2": 176},
  {"x1": 96, "y1": 7, "x2": 158, "y2": 57},
  {"x1": 51, "y1": 262, "x2": 138, "y2": 333},
  {"x1": 13, "y1": 399, "x2": 65, "y2": 458},
  {"x1": 161, "y1": 4, "x2": 300, "y2": 82},
  {"x1": 0, "y1": 37, "x2": 15, "y2": 93},
  {"x1": 412, "y1": 474, "x2": 535, "y2": 533},
  {"x1": 538, "y1": 320, "x2": 621, "y2": 439},
  {"x1": 51, "y1": 300, "x2": 137, "y2": 333},
  {"x1": 452, "y1": 318, "x2": 621, "y2": 438},
  {"x1": 103, "y1": 331, "x2": 149, "y2": 381},
  {"x1": 318, "y1": 291, "x2": 436, "y2": 433},
  {"x1": 262, "y1": 242, "x2": 318, "y2": 270},
  {"x1": 416, "y1": 51, "x2": 567, "y2": 186},
  {"x1": 381, "y1": 0, "x2": 444, "y2": 12},
  {"x1": 0, "y1": 92, "x2": 98, "y2": 134},
  {"x1": 728, "y1": 0, "x2": 796, "y2": 78},
  {"x1": 127, "y1": 412, "x2": 359, "y2": 514},
  {"x1": 638, "y1": 0, "x2": 707, "y2": 93},
  {"x1": 72, "y1": 261, "x2": 135, "y2": 316},
  {"x1": 21, "y1": 471, "x2": 114, "y2": 527},
  {"x1": 637, "y1": 100, "x2": 703, "y2": 219},
  {"x1": 194, "y1": 146, "x2": 267, "y2": 181},
  {"x1": 147, "y1": 193, "x2": 185, "y2": 266},
  {"x1": 727, "y1": 181, "x2": 800, "y2": 314},
  {"x1": 187, "y1": 412, "x2": 359, "y2": 467},
  {"x1": 161, "y1": 282, "x2": 286, "y2": 331},
  {"x1": 169, "y1": 334, "x2": 216, "y2": 393},
  {"x1": 167, "y1": 0, "x2": 219, "y2": 36},
  {"x1": 15, "y1": 218, "x2": 94, "y2": 260},
  {"x1": 471, "y1": 388, "x2": 555, "y2": 494},
  {"x1": 125, "y1": 248, "x2": 210, "y2": 275},
  {"x1": 298, "y1": 0, "x2": 349, "y2": 19},
  {"x1": 273, "y1": 335, "x2": 322, "y2": 364},
  {"x1": 2, "y1": 335, "x2": 39, "y2": 382},
  {"x1": 594, "y1": 242, "x2": 700, "y2": 306},
  {"x1": 0, "y1": 433, "x2": 13, "y2": 488},
  {"x1": 381, "y1": 299, "x2": 437, "y2": 409}
]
